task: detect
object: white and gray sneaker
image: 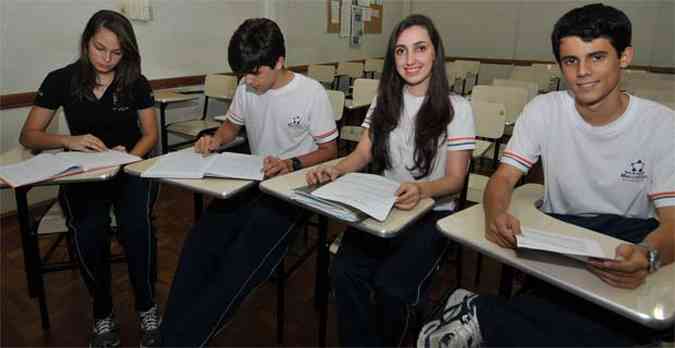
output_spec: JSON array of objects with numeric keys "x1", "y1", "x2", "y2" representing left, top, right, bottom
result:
[
  {"x1": 89, "y1": 314, "x2": 120, "y2": 348},
  {"x1": 138, "y1": 304, "x2": 161, "y2": 348},
  {"x1": 417, "y1": 288, "x2": 483, "y2": 348}
]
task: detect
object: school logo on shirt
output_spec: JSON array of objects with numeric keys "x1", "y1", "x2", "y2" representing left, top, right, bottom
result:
[
  {"x1": 288, "y1": 114, "x2": 302, "y2": 128},
  {"x1": 620, "y1": 159, "x2": 648, "y2": 182},
  {"x1": 112, "y1": 93, "x2": 130, "y2": 112}
]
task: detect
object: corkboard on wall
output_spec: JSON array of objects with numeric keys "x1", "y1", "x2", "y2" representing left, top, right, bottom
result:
[
  {"x1": 364, "y1": 4, "x2": 382, "y2": 34},
  {"x1": 327, "y1": 0, "x2": 340, "y2": 33}
]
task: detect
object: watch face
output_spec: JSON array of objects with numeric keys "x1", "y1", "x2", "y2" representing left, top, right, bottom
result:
[{"x1": 651, "y1": 249, "x2": 661, "y2": 272}]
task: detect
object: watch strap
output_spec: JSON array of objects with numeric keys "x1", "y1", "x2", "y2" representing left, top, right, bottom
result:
[
  {"x1": 291, "y1": 157, "x2": 302, "y2": 171},
  {"x1": 638, "y1": 241, "x2": 660, "y2": 273}
]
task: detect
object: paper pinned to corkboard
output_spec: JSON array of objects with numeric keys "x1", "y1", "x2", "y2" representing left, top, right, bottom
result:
[{"x1": 364, "y1": 3, "x2": 382, "y2": 34}]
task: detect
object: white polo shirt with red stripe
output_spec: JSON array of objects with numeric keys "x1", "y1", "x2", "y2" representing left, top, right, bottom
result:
[
  {"x1": 502, "y1": 91, "x2": 675, "y2": 218},
  {"x1": 227, "y1": 72, "x2": 337, "y2": 158},
  {"x1": 362, "y1": 92, "x2": 476, "y2": 211}
]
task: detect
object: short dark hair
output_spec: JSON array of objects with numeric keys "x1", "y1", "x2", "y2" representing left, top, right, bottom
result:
[
  {"x1": 228, "y1": 18, "x2": 286, "y2": 74},
  {"x1": 551, "y1": 3, "x2": 631, "y2": 63}
]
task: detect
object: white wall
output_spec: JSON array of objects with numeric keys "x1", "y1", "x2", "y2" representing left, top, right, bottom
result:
[
  {"x1": 0, "y1": 0, "x2": 262, "y2": 213},
  {"x1": 0, "y1": 0, "x2": 264, "y2": 95},
  {"x1": 0, "y1": 0, "x2": 401, "y2": 214},
  {"x1": 411, "y1": 0, "x2": 675, "y2": 67}
]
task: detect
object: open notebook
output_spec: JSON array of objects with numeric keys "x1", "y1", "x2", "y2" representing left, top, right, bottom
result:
[
  {"x1": 141, "y1": 150, "x2": 264, "y2": 181},
  {"x1": 292, "y1": 172, "x2": 400, "y2": 222},
  {"x1": 0, "y1": 150, "x2": 141, "y2": 188},
  {"x1": 516, "y1": 227, "x2": 614, "y2": 261}
]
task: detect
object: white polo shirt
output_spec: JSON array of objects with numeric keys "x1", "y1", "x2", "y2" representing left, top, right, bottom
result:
[
  {"x1": 226, "y1": 72, "x2": 338, "y2": 158},
  {"x1": 502, "y1": 91, "x2": 675, "y2": 218},
  {"x1": 363, "y1": 92, "x2": 476, "y2": 210}
]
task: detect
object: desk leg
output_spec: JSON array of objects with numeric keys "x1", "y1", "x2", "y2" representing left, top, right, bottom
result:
[
  {"x1": 314, "y1": 216, "x2": 329, "y2": 347},
  {"x1": 493, "y1": 141, "x2": 501, "y2": 169},
  {"x1": 193, "y1": 193, "x2": 204, "y2": 221},
  {"x1": 160, "y1": 103, "x2": 168, "y2": 154},
  {"x1": 15, "y1": 187, "x2": 51, "y2": 330}
]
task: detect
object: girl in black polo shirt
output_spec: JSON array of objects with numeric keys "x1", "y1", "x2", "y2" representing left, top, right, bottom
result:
[{"x1": 20, "y1": 10, "x2": 159, "y2": 348}]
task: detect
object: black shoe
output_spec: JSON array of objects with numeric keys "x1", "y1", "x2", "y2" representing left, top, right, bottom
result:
[
  {"x1": 138, "y1": 305, "x2": 161, "y2": 348},
  {"x1": 89, "y1": 314, "x2": 120, "y2": 348}
]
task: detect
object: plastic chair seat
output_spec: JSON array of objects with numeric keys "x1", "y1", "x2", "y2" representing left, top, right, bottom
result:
[
  {"x1": 340, "y1": 126, "x2": 363, "y2": 142},
  {"x1": 467, "y1": 173, "x2": 490, "y2": 203},
  {"x1": 472, "y1": 140, "x2": 493, "y2": 159},
  {"x1": 166, "y1": 119, "x2": 221, "y2": 138}
]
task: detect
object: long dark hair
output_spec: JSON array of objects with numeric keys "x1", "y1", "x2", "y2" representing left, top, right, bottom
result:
[
  {"x1": 370, "y1": 14, "x2": 452, "y2": 179},
  {"x1": 73, "y1": 10, "x2": 141, "y2": 101}
]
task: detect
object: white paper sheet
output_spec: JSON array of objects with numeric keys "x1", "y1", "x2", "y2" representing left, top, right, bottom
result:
[
  {"x1": 517, "y1": 227, "x2": 612, "y2": 260},
  {"x1": 340, "y1": 0, "x2": 351, "y2": 38},
  {"x1": 142, "y1": 150, "x2": 214, "y2": 179},
  {"x1": 292, "y1": 188, "x2": 364, "y2": 222},
  {"x1": 142, "y1": 150, "x2": 264, "y2": 181},
  {"x1": 56, "y1": 150, "x2": 141, "y2": 171},
  {"x1": 0, "y1": 150, "x2": 140, "y2": 187},
  {"x1": 311, "y1": 172, "x2": 399, "y2": 222},
  {"x1": 206, "y1": 152, "x2": 264, "y2": 181},
  {"x1": 331, "y1": 0, "x2": 340, "y2": 24},
  {"x1": 0, "y1": 153, "x2": 77, "y2": 187}
]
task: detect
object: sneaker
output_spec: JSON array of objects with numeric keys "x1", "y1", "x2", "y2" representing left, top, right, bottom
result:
[
  {"x1": 89, "y1": 314, "x2": 120, "y2": 348},
  {"x1": 417, "y1": 288, "x2": 482, "y2": 348},
  {"x1": 138, "y1": 304, "x2": 161, "y2": 348}
]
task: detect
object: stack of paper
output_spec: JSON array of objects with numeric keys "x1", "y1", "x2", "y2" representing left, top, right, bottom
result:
[
  {"x1": 517, "y1": 227, "x2": 612, "y2": 260},
  {"x1": 292, "y1": 172, "x2": 399, "y2": 222},
  {"x1": 141, "y1": 151, "x2": 264, "y2": 181},
  {"x1": 0, "y1": 150, "x2": 141, "y2": 187},
  {"x1": 293, "y1": 185, "x2": 367, "y2": 222}
]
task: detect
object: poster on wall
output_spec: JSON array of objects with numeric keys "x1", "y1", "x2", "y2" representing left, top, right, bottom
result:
[
  {"x1": 350, "y1": 5, "x2": 364, "y2": 48},
  {"x1": 340, "y1": 0, "x2": 351, "y2": 38}
]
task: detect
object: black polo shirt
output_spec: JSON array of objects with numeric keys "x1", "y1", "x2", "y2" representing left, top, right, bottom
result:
[{"x1": 34, "y1": 62, "x2": 155, "y2": 150}]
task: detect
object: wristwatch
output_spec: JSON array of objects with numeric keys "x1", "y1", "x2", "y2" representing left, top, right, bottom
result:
[
  {"x1": 290, "y1": 157, "x2": 302, "y2": 171},
  {"x1": 638, "y1": 241, "x2": 661, "y2": 273}
]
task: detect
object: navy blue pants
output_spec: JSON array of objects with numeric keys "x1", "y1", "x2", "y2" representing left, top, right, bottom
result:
[
  {"x1": 59, "y1": 173, "x2": 158, "y2": 319},
  {"x1": 477, "y1": 214, "x2": 661, "y2": 347},
  {"x1": 160, "y1": 189, "x2": 301, "y2": 347},
  {"x1": 333, "y1": 210, "x2": 451, "y2": 347}
]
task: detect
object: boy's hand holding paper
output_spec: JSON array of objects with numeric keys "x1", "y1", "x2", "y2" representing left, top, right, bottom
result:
[{"x1": 516, "y1": 227, "x2": 613, "y2": 261}]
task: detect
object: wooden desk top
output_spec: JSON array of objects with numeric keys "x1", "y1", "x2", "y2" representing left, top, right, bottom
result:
[
  {"x1": 436, "y1": 183, "x2": 675, "y2": 329},
  {"x1": 259, "y1": 159, "x2": 435, "y2": 238}
]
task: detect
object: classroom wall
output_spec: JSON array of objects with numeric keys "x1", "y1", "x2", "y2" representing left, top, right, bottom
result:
[
  {"x1": 0, "y1": 0, "x2": 401, "y2": 214},
  {"x1": 0, "y1": 0, "x2": 261, "y2": 214},
  {"x1": 411, "y1": 0, "x2": 675, "y2": 67},
  {"x1": 274, "y1": 0, "x2": 405, "y2": 66},
  {"x1": 1, "y1": 0, "x2": 672, "y2": 214}
]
